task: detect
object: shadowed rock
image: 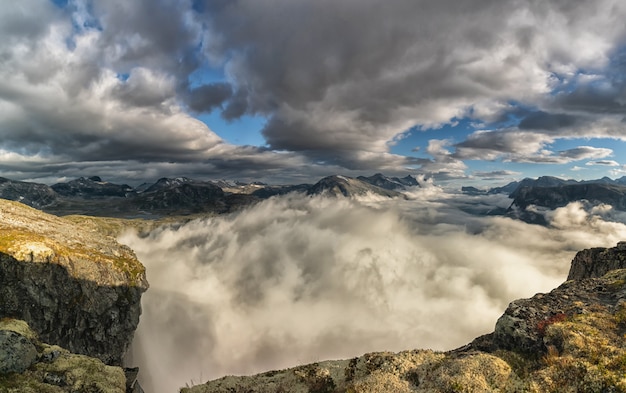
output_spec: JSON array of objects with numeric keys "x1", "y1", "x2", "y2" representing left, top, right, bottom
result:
[
  {"x1": 567, "y1": 242, "x2": 626, "y2": 280},
  {"x1": 0, "y1": 318, "x2": 126, "y2": 393}
]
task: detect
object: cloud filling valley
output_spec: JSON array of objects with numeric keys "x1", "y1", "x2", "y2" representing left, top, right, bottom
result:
[{"x1": 119, "y1": 188, "x2": 626, "y2": 392}]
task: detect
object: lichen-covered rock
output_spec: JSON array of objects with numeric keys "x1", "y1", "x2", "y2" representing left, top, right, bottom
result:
[
  {"x1": 0, "y1": 200, "x2": 148, "y2": 365},
  {"x1": 0, "y1": 330, "x2": 37, "y2": 374},
  {"x1": 0, "y1": 319, "x2": 126, "y2": 393}
]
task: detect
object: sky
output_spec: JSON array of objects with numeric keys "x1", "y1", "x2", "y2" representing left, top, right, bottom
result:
[{"x1": 2, "y1": 0, "x2": 626, "y2": 186}]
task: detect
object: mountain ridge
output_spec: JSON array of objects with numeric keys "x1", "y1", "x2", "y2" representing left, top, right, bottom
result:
[{"x1": 0, "y1": 174, "x2": 417, "y2": 217}]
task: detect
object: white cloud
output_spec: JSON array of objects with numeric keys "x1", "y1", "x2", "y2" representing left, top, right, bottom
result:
[{"x1": 119, "y1": 192, "x2": 626, "y2": 392}]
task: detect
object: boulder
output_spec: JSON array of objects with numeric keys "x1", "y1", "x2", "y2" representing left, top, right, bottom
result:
[
  {"x1": 0, "y1": 318, "x2": 126, "y2": 393},
  {"x1": 0, "y1": 329, "x2": 37, "y2": 374}
]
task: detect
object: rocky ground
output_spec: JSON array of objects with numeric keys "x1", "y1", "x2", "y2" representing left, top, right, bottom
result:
[{"x1": 0, "y1": 318, "x2": 130, "y2": 393}]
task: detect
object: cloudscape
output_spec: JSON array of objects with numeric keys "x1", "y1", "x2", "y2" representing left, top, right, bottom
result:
[
  {"x1": 120, "y1": 189, "x2": 626, "y2": 393},
  {"x1": 4, "y1": 2, "x2": 626, "y2": 393},
  {"x1": 1, "y1": 0, "x2": 626, "y2": 185}
]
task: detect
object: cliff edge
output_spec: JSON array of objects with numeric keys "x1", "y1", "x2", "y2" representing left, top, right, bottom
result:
[
  {"x1": 185, "y1": 244, "x2": 626, "y2": 393},
  {"x1": 0, "y1": 200, "x2": 148, "y2": 366}
]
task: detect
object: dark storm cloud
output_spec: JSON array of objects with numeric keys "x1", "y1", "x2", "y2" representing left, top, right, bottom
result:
[
  {"x1": 473, "y1": 170, "x2": 521, "y2": 179},
  {"x1": 551, "y1": 48, "x2": 626, "y2": 115},
  {"x1": 518, "y1": 111, "x2": 579, "y2": 130},
  {"x1": 0, "y1": 1, "x2": 321, "y2": 182},
  {"x1": 0, "y1": 0, "x2": 59, "y2": 43},
  {"x1": 197, "y1": 0, "x2": 626, "y2": 168},
  {"x1": 221, "y1": 88, "x2": 250, "y2": 120},
  {"x1": 558, "y1": 146, "x2": 613, "y2": 161},
  {"x1": 186, "y1": 83, "x2": 233, "y2": 113},
  {"x1": 205, "y1": 0, "x2": 515, "y2": 156},
  {"x1": 111, "y1": 68, "x2": 177, "y2": 108},
  {"x1": 586, "y1": 160, "x2": 620, "y2": 166},
  {"x1": 1, "y1": 0, "x2": 626, "y2": 181},
  {"x1": 554, "y1": 84, "x2": 626, "y2": 114},
  {"x1": 92, "y1": 0, "x2": 202, "y2": 76}
]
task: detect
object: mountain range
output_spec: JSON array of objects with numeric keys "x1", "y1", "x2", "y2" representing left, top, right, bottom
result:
[
  {"x1": 461, "y1": 175, "x2": 626, "y2": 225},
  {"x1": 5, "y1": 173, "x2": 626, "y2": 223},
  {"x1": 0, "y1": 173, "x2": 418, "y2": 217}
]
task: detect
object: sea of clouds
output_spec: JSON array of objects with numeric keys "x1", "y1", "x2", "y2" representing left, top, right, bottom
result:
[{"x1": 119, "y1": 184, "x2": 626, "y2": 393}]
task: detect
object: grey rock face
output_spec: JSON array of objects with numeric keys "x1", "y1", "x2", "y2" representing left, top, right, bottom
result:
[
  {"x1": 0, "y1": 256, "x2": 145, "y2": 366},
  {"x1": 0, "y1": 330, "x2": 37, "y2": 374},
  {"x1": 567, "y1": 243, "x2": 626, "y2": 280}
]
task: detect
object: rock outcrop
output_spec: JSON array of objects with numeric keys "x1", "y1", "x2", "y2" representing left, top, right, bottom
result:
[
  {"x1": 0, "y1": 318, "x2": 127, "y2": 393},
  {"x1": 567, "y1": 242, "x2": 626, "y2": 280},
  {"x1": 0, "y1": 200, "x2": 148, "y2": 366},
  {"x1": 185, "y1": 244, "x2": 626, "y2": 392}
]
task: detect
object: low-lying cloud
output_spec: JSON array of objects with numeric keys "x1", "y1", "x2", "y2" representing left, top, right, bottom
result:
[{"x1": 119, "y1": 190, "x2": 626, "y2": 393}]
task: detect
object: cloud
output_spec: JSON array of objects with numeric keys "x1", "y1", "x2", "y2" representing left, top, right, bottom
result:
[
  {"x1": 473, "y1": 170, "x2": 521, "y2": 179},
  {"x1": 0, "y1": 1, "x2": 324, "y2": 182},
  {"x1": 119, "y1": 192, "x2": 626, "y2": 392},
  {"x1": 558, "y1": 146, "x2": 613, "y2": 161},
  {"x1": 1, "y1": 1, "x2": 626, "y2": 180},
  {"x1": 586, "y1": 160, "x2": 620, "y2": 166},
  {"x1": 453, "y1": 130, "x2": 614, "y2": 163},
  {"x1": 198, "y1": 0, "x2": 626, "y2": 167},
  {"x1": 518, "y1": 111, "x2": 579, "y2": 130},
  {"x1": 186, "y1": 83, "x2": 233, "y2": 113},
  {"x1": 407, "y1": 140, "x2": 468, "y2": 180}
]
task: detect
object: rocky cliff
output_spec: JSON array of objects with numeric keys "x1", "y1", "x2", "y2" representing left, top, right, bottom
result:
[
  {"x1": 567, "y1": 241, "x2": 626, "y2": 280},
  {"x1": 0, "y1": 200, "x2": 148, "y2": 366},
  {"x1": 185, "y1": 244, "x2": 626, "y2": 393}
]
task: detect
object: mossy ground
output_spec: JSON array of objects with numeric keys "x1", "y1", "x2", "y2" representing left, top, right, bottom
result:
[
  {"x1": 0, "y1": 319, "x2": 125, "y2": 393},
  {"x1": 0, "y1": 200, "x2": 146, "y2": 286}
]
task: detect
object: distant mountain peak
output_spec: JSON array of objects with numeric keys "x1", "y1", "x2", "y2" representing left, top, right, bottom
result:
[
  {"x1": 308, "y1": 175, "x2": 405, "y2": 198},
  {"x1": 357, "y1": 173, "x2": 419, "y2": 190}
]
